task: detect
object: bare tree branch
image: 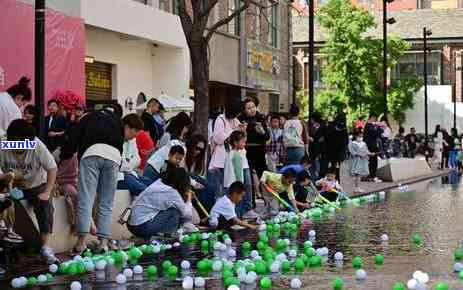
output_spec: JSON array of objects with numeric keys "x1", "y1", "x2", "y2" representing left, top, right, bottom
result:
[
  {"x1": 205, "y1": 0, "x2": 252, "y2": 43},
  {"x1": 201, "y1": 0, "x2": 219, "y2": 19}
]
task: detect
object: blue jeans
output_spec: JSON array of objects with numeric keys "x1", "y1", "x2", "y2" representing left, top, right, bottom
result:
[
  {"x1": 191, "y1": 176, "x2": 215, "y2": 218},
  {"x1": 208, "y1": 168, "x2": 225, "y2": 198},
  {"x1": 127, "y1": 208, "x2": 181, "y2": 241},
  {"x1": 286, "y1": 147, "x2": 305, "y2": 165},
  {"x1": 76, "y1": 156, "x2": 118, "y2": 238},
  {"x1": 143, "y1": 165, "x2": 160, "y2": 184},
  {"x1": 235, "y1": 168, "x2": 252, "y2": 218},
  {"x1": 117, "y1": 174, "x2": 148, "y2": 196},
  {"x1": 449, "y1": 150, "x2": 458, "y2": 168}
]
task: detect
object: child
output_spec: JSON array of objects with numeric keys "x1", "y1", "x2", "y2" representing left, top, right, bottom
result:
[
  {"x1": 316, "y1": 168, "x2": 343, "y2": 202},
  {"x1": 294, "y1": 171, "x2": 318, "y2": 211},
  {"x1": 266, "y1": 115, "x2": 283, "y2": 172},
  {"x1": 144, "y1": 144, "x2": 186, "y2": 184},
  {"x1": 348, "y1": 129, "x2": 371, "y2": 193},
  {"x1": 279, "y1": 155, "x2": 312, "y2": 177},
  {"x1": 260, "y1": 169, "x2": 298, "y2": 215},
  {"x1": 208, "y1": 181, "x2": 257, "y2": 230}
]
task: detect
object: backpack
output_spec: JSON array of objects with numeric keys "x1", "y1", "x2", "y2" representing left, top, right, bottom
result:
[{"x1": 284, "y1": 121, "x2": 302, "y2": 147}]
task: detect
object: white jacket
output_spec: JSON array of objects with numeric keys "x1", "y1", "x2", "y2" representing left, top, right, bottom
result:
[
  {"x1": 0, "y1": 92, "x2": 22, "y2": 136},
  {"x1": 146, "y1": 139, "x2": 186, "y2": 173},
  {"x1": 118, "y1": 139, "x2": 141, "y2": 181}
]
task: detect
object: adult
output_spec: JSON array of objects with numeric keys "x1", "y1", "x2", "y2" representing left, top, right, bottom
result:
[
  {"x1": 378, "y1": 117, "x2": 392, "y2": 159},
  {"x1": 23, "y1": 104, "x2": 39, "y2": 134},
  {"x1": 0, "y1": 77, "x2": 32, "y2": 136},
  {"x1": 434, "y1": 125, "x2": 444, "y2": 169},
  {"x1": 136, "y1": 130, "x2": 155, "y2": 172},
  {"x1": 127, "y1": 166, "x2": 192, "y2": 241},
  {"x1": 449, "y1": 128, "x2": 460, "y2": 169},
  {"x1": 324, "y1": 113, "x2": 349, "y2": 181},
  {"x1": 60, "y1": 104, "x2": 124, "y2": 254},
  {"x1": 283, "y1": 104, "x2": 308, "y2": 165},
  {"x1": 442, "y1": 129, "x2": 451, "y2": 169},
  {"x1": 156, "y1": 112, "x2": 192, "y2": 150},
  {"x1": 392, "y1": 127, "x2": 406, "y2": 158},
  {"x1": 45, "y1": 99, "x2": 68, "y2": 153},
  {"x1": 309, "y1": 112, "x2": 326, "y2": 180},
  {"x1": 141, "y1": 98, "x2": 165, "y2": 145},
  {"x1": 363, "y1": 113, "x2": 381, "y2": 182},
  {"x1": 405, "y1": 127, "x2": 418, "y2": 158}
]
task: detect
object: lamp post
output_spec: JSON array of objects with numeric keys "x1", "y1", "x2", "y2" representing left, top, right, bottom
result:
[
  {"x1": 383, "y1": 0, "x2": 395, "y2": 116},
  {"x1": 423, "y1": 27, "x2": 432, "y2": 146},
  {"x1": 35, "y1": 0, "x2": 46, "y2": 139},
  {"x1": 308, "y1": 0, "x2": 314, "y2": 119}
]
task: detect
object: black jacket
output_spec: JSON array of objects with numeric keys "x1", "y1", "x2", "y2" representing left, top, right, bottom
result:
[
  {"x1": 60, "y1": 109, "x2": 123, "y2": 161},
  {"x1": 324, "y1": 121, "x2": 349, "y2": 162},
  {"x1": 238, "y1": 112, "x2": 270, "y2": 148},
  {"x1": 45, "y1": 114, "x2": 68, "y2": 152},
  {"x1": 141, "y1": 111, "x2": 161, "y2": 142},
  {"x1": 364, "y1": 122, "x2": 380, "y2": 152}
]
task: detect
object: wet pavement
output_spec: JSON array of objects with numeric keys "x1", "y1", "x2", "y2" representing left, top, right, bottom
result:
[{"x1": 2, "y1": 171, "x2": 463, "y2": 289}]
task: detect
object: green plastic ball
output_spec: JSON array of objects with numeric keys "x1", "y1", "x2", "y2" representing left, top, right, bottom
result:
[
  {"x1": 76, "y1": 262, "x2": 86, "y2": 274},
  {"x1": 375, "y1": 254, "x2": 385, "y2": 265},
  {"x1": 197, "y1": 260, "x2": 208, "y2": 274},
  {"x1": 332, "y1": 278, "x2": 344, "y2": 290},
  {"x1": 412, "y1": 234, "x2": 423, "y2": 245},
  {"x1": 281, "y1": 260, "x2": 291, "y2": 273},
  {"x1": 68, "y1": 263, "x2": 78, "y2": 275},
  {"x1": 257, "y1": 241, "x2": 266, "y2": 251},
  {"x1": 201, "y1": 240, "x2": 209, "y2": 249},
  {"x1": 182, "y1": 235, "x2": 191, "y2": 243},
  {"x1": 222, "y1": 269, "x2": 233, "y2": 280},
  {"x1": 162, "y1": 260, "x2": 172, "y2": 271},
  {"x1": 145, "y1": 245, "x2": 155, "y2": 254},
  {"x1": 260, "y1": 277, "x2": 272, "y2": 289},
  {"x1": 459, "y1": 270, "x2": 463, "y2": 280},
  {"x1": 246, "y1": 263, "x2": 256, "y2": 272},
  {"x1": 46, "y1": 273, "x2": 53, "y2": 281},
  {"x1": 454, "y1": 249, "x2": 463, "y2": 261},
  {"x1": 242, "y1": 241, "x2": 252, "y2": 251},
  {"x1": 276, "y1": 239, "x2": 286, "y2": 251},
  {"x1": 113, "y1": 251, "x2": 124, "y2": 264},
  {"x1": 256, "y1": 261, "x2": 267, "y2": 275},
  {"x1": 294, "y1": 258, "x2": 305, "y2": 272},
  {"x1": 305, "y1": 247, "x2": 315, "y2": 257},
  {"x1": 83, "y1": 249, "x2": 92, "y2": 257},
  {"x1": 27, "y1": 277, "x2": 38, "y2": 286},
  {"x1": 309, "y1": 255, "x2": 322, "y2": 267},
  {"x1": 167, "y1": 265, "x2": 178, "y2": 278},
  {"x1": 393, "y1": 282, "x2": 406, "y2": 290},
  {"x1": 301, "y1": 254, "x2": 310, "y2": 266},
  {"x1": 224, "y1": 277, "x2": 240, "y2": 287},
  {"x1": 290, "y1": 223, "x2": 298, "y2": 232},
  {"x1": 59, "y1": 263, "x2": 69, "y2": 274},
  {"x1": 260, "y1": 235, "x2": 269, "y2": 244},
  {"x1": 434, "y1": 282, "x2": 449, "y2": 290},
  {"x1": 147, "y1": 265, "x2": 158, "y2": 276},
  {"x1": 352, "y1": 256, "x2": 363, "y2": 268}
]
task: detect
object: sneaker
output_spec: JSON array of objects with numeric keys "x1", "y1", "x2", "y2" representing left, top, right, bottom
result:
[
  {"x1": 0, "y1": 220, "x2": 7, "y2": 232},
  {"x1": 373, "y1": 177, "x2": 382, "y2": 183},
  {"x1": 242, "y1": 210, "x2": 260, "y2": 220},
  {"x1": 41, "y1": 247, "x2": 60, "y2": 264},
  {"x1": 181, "y1": 222, "x2": 199, "y2": 233},
  {"x1": 2, "y1": 230, "x2": 23, "y2": 244}
]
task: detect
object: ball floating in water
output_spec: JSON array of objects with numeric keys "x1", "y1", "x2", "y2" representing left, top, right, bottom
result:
[
  {"x1": 245, "y1": 271, "x2": 257, "y2": 284},
  {"x1": 212, "y1": 260, "x2": 223, "y2": 272},
  {"x1": 393, "y1": 282, "x2": 406, "y2": 290},
  {"x1": 309, "y1": 230, "x2": 316, "y2": 237},
  {"x1": 182, "y1": 276, "x2": 194, "y2": 289},
  {"x1": 375, "y1": 254, "x2": 385, "y2": 265},
  {"x1": 434, "y1": 282, "x2": 448, "y2": 290},
  {"x1": 459, "y1": 270, "x2": 463, "y2": 280},
  {"x1": 290, "y1": 278, "x2": 302, "y2": 289},
  {"x1": 407, "y1": 279, "x2": 418, "y2": 289},
  {"x1": 413, "y1": 271, "x2": 429, "y2": 284},
  {"x1": 454, "y1": 262, "x2": 463, "y2": 272},
  {"x1": 454, "y1": 249, "x2": 463, "y2": 261},
  {"x1": 228, "y1": 285, "x2": 240, "y2": 290},
  {"x1": 242, "y1": 241, "x2": 252, "y2": 251},
  {"x1": 260, "y1": 277, "x2": 272, "y2": 288},
  {"x1": 334, "y1": 252, "x2": 344, "y2": 261},
  {"x1": 332, "y1": 278, "x2": 344, "y2": 290},
  {"x1": 194, "y1": 277, "x2": 206, "y2": 288},
  {"x1": 49, "y1": 264, "x2": 58, "y2": 273},
  {"x1": 162, "y1": 260, "x2": 172, "y2": 271},
  {"x1": 70, "y1": 281, "x2": 82, "y2": 290},
  {"x1": 147, "y1": 265, "x2": 158, "y2": 276},
  {"x1": 356, "y1": 269, "x2": 367, "y2": 280},
  {"x1": 270, "y1": 261, "x2": 280, "y2": 273},
  {"x1": 18, "y1": 277, "x2": 28, "y2": 287},
  {"x1": 37, "y1": 274, "x2": 47, "y2": 283},
  {"x1": 352, "y1": 256, "x2": 363, "y2": 268},
  {"x1": 116, "y1": 273, "x2": 127, "y2": 284},
  {"x1": 181, "y1": 260, "x2": 191, "y2": 270},
  {"x1": 133, "y1": 265, "x2": 143, "y2": 274},
  {"x1": 11, "y1": 278, "x2": 22, "y2": 288},
  {"x1": 412, "y1": 234, "x2": 423, "y2": 245},
  {"x1": 168, "y1": 265, "x2": 178, "y2": 278},
  {"x1": 289, "y1": 249, "x2": 298, "y2": 258},
  {"x1": 27, "y1": 277, "x2": 38, "y2": 286},
  {"x1": 123, "y1": 268, "x2": 133, "y2": 278},
  {"x1": 380, "y1": 234, "x2": 389, "y2": 242},
  {"x1": 295, "y1": 258, "x2": 305, "y2": 272},
  {"x1": 95, "y1": 260, "x2": 107, "y2": 271},
  {"x1": 228, "y1": 249, "x2": 236, "y2": 257}
]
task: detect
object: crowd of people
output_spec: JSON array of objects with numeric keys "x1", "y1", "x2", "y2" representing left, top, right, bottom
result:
[{"x1": 0, "y1": 77, "x2": 458, "y2": 274}]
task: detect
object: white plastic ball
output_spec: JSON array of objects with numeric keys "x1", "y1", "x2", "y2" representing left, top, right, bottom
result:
[
  {"x1": 228, "y1": 249, "x2": 236, "y2": 257},
  {"x1": 245, "y1": 271, "x2": 257, "y2": 284},
  {"x1": 220, "y1": 244, "x2": 227, "y2": 252},
  {"x1": 334, "y1": 252, "x2": 344, "y2": 261},
  {"x1": 290, "y1": 278, "x2": 302, "y2": 289},
  {"x1": 270, "y1": 261, "x2": 280, "y2": 273},
  {"x1": 412, "y1": 271, "x2": 423, "y2": 280},
  {"x1": 309, "y1": 230, "x2": 316, "y2": 237},
  {"x1": 73, "y1": 255, "x2": 83, "y2": 261},
  {"x1": 258, "y1": 224, "x2": 267, "y2": 231},
  {"x1": 123, "y1": 268, "x2": 133, "y2": 278},
  {"x1": 224, "y1": 238, "x2": 232, "y2": 246},
  {"x1": 106, "y1": 257, "x2": 115, "y2": 265},
  {"x1": 316, "y1": 248, "x2": 324, "y2": 256},
  {"x1": 381, "y1": 234, "x2": 389, "y2": 242},
  {"x1": 182, "y1": 276, "x2": 194, "y2": 289},
  {"x1": 133, "y1": 265, "x2": 143, "y2": 274},
  {"x1": 194, "y1": 277, "x2": 206, "y2": 287},
  {"x1": 18, "y1": 277, "x2": 28, "y2": 287},
  {"x1": 116, "y1": 273, "x2": 127, "y2": 284},
  {"x1": 84, "y1": 262, "x2": 95, "y2": 272},
  {"x1": 288, "y1": 249, "x2": 297, "y2": 258},
  {"x1": 173, "y1": 242, "x2": 181, "y2": 248},
  {"x1": 49, "y1": 264, "x2": 59, "y2": 273},
  {"x1": 37, "y1": 274, "x2": 47, "y2": 283},
  {"x1": 407, "y1": 278, "x2": 418, "y2": 289},
  {"x1": 284, "y1": 239, "x2": 291, "y2": 246},
  {"x1": 95, "y1": 260, "x2": 107, "y2": 271},
  {"x1": 276, "y1": 253, "x2": 288, "y2": 262},
  {"x1": 321, "y1": 247, "x2": 329, "y2": 256},
  {"x1": 70, "y1": 281, "x2": 82, "y2": 290},
  {"x1": 11, "y1": 278, "x2": 21, "y2": 288},
  {"x1": 212, "y1": 260, "x2": 223, "y2": 272},
  {"x1": 415, "y1": 272, "x2": 429, "y2": 284},
  {"x1": 356, "y1": 269, "x2": 367, "y2": 280},
  {"x1": 213, "y1": 242, "x2": 221, "y2": 251},
  {"x1": 202, "y1": 233, "x2": 210, "y2": 240},
  {"x1": 165, "y1": 244, "x2": 172, "y2": 250},
  {"x1": 415, "y1": 283, "x2": 427, "y2": 290},
  {"x1": 228, "y1": 285, "x2": 240, "y2": 290},
  {"x1": 304, "y1": 241, "x2": 313, "y2": 247},
  {"x1": 181, "y1": 260, "x2": 191, "y2": 270},
  {"x1": 236, "y1": 267, "x2": 246, "y2": 277},
  {"x1": 251, "y1": 250, "x2": 259, "y2": 258},
  {"x1": 454, "y1": 262, "x2": 463, "y2": 273}
]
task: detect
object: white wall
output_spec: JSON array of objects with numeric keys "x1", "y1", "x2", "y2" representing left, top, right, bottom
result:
[
  {"x1": 18, "y1": 0, "x2": 82, "y2": 17},
  {"x1": 402, "y1": 85, "x2": 463, "y2": 133},
  {"x1": 86, "y1": 26, "x2": 189, "y2": 114}
]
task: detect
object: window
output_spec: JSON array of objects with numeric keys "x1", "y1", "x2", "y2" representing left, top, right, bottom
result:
[
  {"x1": 255, "y1": 6, "x2": 261, "y2": 42},
  {"x1": 391, "y1": 52, "x2": 442, "y2": 85},
  {"x1": 172, "y1": 0, "x2": 179, "y2": 15},
  {"x1": 418, "y1": 0, "x2": 432, "y2": 8},
  {"x1": 159, "y1": 0, "x2": 168, "y2": 11},
  {"x1": 267, "y1": 4, "x2": 278, "y2": 47},
  {"x1": 228, "y1": 0, "x2": 240, "y2": 36}
]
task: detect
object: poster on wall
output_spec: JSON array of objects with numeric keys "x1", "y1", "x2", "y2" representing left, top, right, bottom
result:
[
  {"x1": 0, "y1": 0, "x2": 85, "y2": 108},
  {"x1": 246, "y1": 40, "x2": 280, "y2": 92}
]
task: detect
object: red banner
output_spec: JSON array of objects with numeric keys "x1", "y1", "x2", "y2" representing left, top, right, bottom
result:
[{"x1": 0, "y1": 0, "x2": 85, "y2": 110}]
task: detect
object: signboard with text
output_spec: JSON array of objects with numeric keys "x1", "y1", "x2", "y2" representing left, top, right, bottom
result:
[{"x1": 246, "y1": 40, "x2": 280, "y2": 92}]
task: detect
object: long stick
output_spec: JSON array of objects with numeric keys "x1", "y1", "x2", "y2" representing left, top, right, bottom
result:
[
  {"x1": 191, "y1": 191, "x2": 210, "y2": 218},
  {"x1": 331, "y1": 189, "x2": 351, "y2": 200},
  {"x1": 263, "y1": 184, "x2": 297, "y2": 212},
  {"x1": 317, "y1": 194, "x2": 340, "y2": 209}
]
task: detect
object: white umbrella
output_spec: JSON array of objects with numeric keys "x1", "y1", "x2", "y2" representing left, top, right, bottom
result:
[{"x1": 136, "y1": 93, "x2": 194, "y2": 112}]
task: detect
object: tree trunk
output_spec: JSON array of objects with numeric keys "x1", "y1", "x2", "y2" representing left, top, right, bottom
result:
[{"x1": 190, "y1": 37, "x2": 210, "y2": 137}]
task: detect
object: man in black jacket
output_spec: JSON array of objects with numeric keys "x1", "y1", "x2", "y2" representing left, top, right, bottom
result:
[
  {"x1": 363, "y1": 113, "x2": 381, "y2": 182},
  {"x1": 60, "y1": 104, "x2": 124, "y2": 254},
  {"x1": 141, "y1": 98, "x2": 164, "y2": 143}
]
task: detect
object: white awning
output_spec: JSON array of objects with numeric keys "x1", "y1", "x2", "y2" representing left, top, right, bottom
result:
[{"x1": 136, "y1": 94, "x2": 194, "y2": 112}]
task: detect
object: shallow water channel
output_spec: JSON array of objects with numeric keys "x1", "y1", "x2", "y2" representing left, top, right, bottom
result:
[{"x1": 5, "y1": 173, "x2": 463, "y2": 289}]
